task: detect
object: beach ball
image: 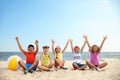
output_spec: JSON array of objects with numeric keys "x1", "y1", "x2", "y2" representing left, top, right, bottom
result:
[{"x1": 7, "y1": 55, "x2": 22, "y2": 71}]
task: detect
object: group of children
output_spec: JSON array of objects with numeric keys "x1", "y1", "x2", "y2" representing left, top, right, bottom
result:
[{"x1": 15, "y1": 35, "x2": 108, "y2": 74}]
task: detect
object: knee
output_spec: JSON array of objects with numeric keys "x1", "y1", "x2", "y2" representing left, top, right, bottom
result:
[
  {"x1": 86, "y1": 60, "x2": 89, "y2": 63},
  {"x1": 84, "y1": 64, "x2": 87, "y2": 68},
  {"x1": 105, "y1": 62, "x2": 108, "y2": 65},
  {"x1": 35, "y1": 60, "x2": 39, "y2": 64},
  {"x1": 72, "y1": 62, "x2": 77, "y2": 67},
  {"x1": 63, "y1": 60, "x2": 65, "y2": 63},
  {"x1": 18, "y1": 60, "x2": 23, "y2": 64},
  {"x1": 55, "y1": 59, "x2": 59, "y2": 62}
]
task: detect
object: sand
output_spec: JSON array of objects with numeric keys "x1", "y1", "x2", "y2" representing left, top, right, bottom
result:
[{"x1": 0, "y1": 59, "x2": 120, "y2": 80}]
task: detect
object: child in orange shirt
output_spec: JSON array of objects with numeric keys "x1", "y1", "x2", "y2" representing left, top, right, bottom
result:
[{"x1": 16, "y1": 37, "x2": 39, "y2": 74}]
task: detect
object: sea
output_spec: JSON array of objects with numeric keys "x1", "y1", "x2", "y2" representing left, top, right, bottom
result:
[{"x1": 0, "y1": 52, "x2": 120, "y2": 61}]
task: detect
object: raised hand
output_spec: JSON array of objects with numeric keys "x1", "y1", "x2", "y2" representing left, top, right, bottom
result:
[
  {"x1": 16, "y1": 36, "x2": 19, "y2": 41},
  {"x1": 35, "y1": 40, "x2": 39, "y2": 45},
  {"x1": 69, "y1": 39, "x2": 73, "y2": 43},
  {"x1": 104, "y1": 35, "x2": 108, "y2": 40},
  {"x1": 51, "y1": 39, "x2": 55, "y2": 44},
  {"x1": 83, "y1": 35, "x2": 88, "y2": 39}
]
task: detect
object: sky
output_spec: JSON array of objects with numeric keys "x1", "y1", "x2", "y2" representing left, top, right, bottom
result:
[{"x1": 0, "y1": 0, "x2": 120, "y2": 52}]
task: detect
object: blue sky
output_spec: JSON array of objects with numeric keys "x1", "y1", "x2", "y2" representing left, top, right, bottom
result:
[{"x1": 0, "y1": 0, "x2": 120, "y2": 52}]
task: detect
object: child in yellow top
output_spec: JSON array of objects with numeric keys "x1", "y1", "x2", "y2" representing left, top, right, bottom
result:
[
  {"x1": 51, "y1": 39, "x2": 70, "y2": 70},
  {"x1": 38, "y1": 46, "x2": 54, "y2": 71}
]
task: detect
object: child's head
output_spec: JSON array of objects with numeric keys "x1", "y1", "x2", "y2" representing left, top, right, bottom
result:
[
  {"x1": 43, "y1": 46, "x2": 50, "y2": 54},
  {"x1": 27, "y1": 44, "x2": 34, "y2": 53},
  {"x1": 91, "y1": 45, "x2": 100, "y2": 53},
  {"x1": 55, "y1": 46, "x2": 61, "y2": 53},
  {"x1": 74, "y1": 46, "x2": 80, "y2": 53}
]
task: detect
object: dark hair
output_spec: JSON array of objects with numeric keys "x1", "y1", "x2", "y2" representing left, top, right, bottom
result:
[
  {"x1": 55, "y1": 48, "x2": 57, "y2": 51},
  {"x1": 42, "y1": 46, "x2": 50, "y2": 49},
  {"x1": 28, "y1": 44, "x2": 34, "y2": 50},
  {"x1": 91, "y1": 45, "x2": 100, "y2": 53}
]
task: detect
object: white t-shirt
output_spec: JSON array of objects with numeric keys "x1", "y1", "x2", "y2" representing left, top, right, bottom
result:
[{"x1": 73, "y1": 52, "x2": 82, "y2": 64}]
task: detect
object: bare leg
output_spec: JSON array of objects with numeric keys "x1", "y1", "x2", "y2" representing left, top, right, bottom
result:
[
  {"x1": 38, "y1": 66, "x2": 50, "y2": 71},
  {"x1": 59, "y1": 60, "x2": 65, "y2": 68},
  {"x1": 73, "y1": 62, "x2": 79, "y2": 69},
  {"x1": 28, "y1": 60, "x2": 39, "y2": 71},
  {"x1": 47, "y1": 62, "x2": 54, "y2": 68},
  {"x1": 78, "y1": 64, "x2": 87, "y2": 70},
  {"x1": 55, "y1": 59, "x2": 65, "y2": 68},
  {"x1": 18, "y1": 60, "x2": 27, "y2": 70},
  {"x1": 86, "y1": 61, "x2": 96, "y2": 69},
  {"x1": 98, "y1": 62, "x2": 108, "y2": 68},
  {"x1": 54, "y1": 59, "x2": 59, "y2": 67}
]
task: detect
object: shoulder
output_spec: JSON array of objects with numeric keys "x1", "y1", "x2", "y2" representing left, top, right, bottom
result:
[
  {"x1": 60, "y1": 52, "x2": 63, "y2": 54},
  {"x1": 48, "y1": 53, "x2": 51, "y2": 56},
  {"x1": 40, "y1": 53, "x2": 44, "y2": 56},
  {"x1": 33, "y1": 51, "x2": 37, "y2": 55},
  {"x1": 23, "y1": 51, "x2": 28, "y2": 55}
]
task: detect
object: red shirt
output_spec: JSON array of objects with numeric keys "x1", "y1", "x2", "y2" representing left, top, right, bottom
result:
[{"x1": 24, "y1": 51, "x2": 36, "y2": 64}]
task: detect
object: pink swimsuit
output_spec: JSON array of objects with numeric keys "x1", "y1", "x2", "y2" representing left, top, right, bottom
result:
[{"x1": 90, "y1": 52, "x2": 100, "y2": 66}]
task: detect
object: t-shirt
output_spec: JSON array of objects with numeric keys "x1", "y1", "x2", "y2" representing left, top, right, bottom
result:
[
  {"x1": 90, "y1": 52, "x2": 100, "y2": 65},
  {"x1": 73, "y1": 52, "x2": 82, "y2": 64},
  {"x1": 54, "y1": 52, "x2": 63, "y2": 61},
  {"x1": 24, "y1": 51, "x2": 36, "y2": 64}
]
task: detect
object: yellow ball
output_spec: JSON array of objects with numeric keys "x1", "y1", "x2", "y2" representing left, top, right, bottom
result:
[{"x1": 7, "y1": 55, "x2": 22, "y2": 71}]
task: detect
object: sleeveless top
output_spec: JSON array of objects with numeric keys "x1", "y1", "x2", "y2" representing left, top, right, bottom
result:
[
  {"x1": 54, "y1": 52, "x2": 63, "y2": 61},
  {"x1": 41, "y1": 53, "x2": 50, "y2": 66},
  {"x1": 90, "y1": 52, "x2": 100, "y2": 65}
]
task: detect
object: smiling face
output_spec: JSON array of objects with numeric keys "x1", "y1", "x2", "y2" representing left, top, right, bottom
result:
[
  {"x1": 74, "y1": 46, "x2": 80, "y2": 53},
  {"x1": 55, "y1": 46, "x2": 61, "y2": 53},
  {"x1": 27, "y1": 45, "x2": 34, "y2": 53},
  {"x1": 43, "y1": 48, "x2": 49, "y2": 54},
  {"x1": 92, "y1": 45, "x2": 99, "y2": 53}
]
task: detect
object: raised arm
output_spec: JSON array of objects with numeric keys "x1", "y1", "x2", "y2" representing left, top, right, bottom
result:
[
  {"x1": 83, "y1": 35, "x2": 91, "y2": 50},
  {"x1": 35, "y1": 40, "x2": 39, "y2": 54},
  {"x1": 70, "y1": 39, "x2": 74, "y2": 53},
  {"x1": 15, "y1": 37, "x2": 25, "y2": 53},
  {"x1": 99, "y1": 35, "x2": 107, "y2": 52},
  {"x1": 62, "y1": 39, "x2": 70, "y2": 53},
  {"x1": 80, "y1": 41, "x2": 87, "y2": 52},
  {"x1": 51, "y1": 39, "x2": 55, "y2": 55}
]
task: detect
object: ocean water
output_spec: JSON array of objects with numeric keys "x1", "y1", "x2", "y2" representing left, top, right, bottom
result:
[{"x1": 0, "y1": 52, "x2": 120, "y2": 61}]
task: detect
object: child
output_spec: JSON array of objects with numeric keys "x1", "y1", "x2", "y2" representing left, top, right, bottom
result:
[
  {"x1": 70, "y1": 39, "x2": 87, "y2": 70},
  {"x1": 83, "y1": 35, "x2": 108, "y2": 71},
  {"x1": 38, "y1": 46, "x2": 54, "y2": 71},
  {"x1": 15, "y1": 37, "x2": 39, "y2": 74},
  {"x1": 51, "y1": 39, "x2": 70, "y2": 70}
]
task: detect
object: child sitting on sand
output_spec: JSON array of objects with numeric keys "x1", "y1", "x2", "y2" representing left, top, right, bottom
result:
[
  {"x1": 83, "y1": 35, "x2": 108, "y2": 71},
  {"x1": 70, "y1": 39, "x2": 87, "y2": 70},
  {"x1": 38, "y1": 46, "x2": 54, "y2": 71},
  {"x1": 51, "y1": 39, "x2": 70, "y2": 70},
  {"x1": 16, "y1": 37, "x2": 39, "y2": 74}
]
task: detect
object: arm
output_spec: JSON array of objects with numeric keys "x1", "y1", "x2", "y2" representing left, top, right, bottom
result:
[
  {"x1": 15, "y1": 37, "x2": 25, "y2": 53},
  {"x1": 83, "y1": 35, "x2": 91, "y2": 50},
  {"x1": 70, "y1": 39, "x2": 74, "y2": 53},
  {"x1": 40, "y1": 54, "x2": 45, "y2": 66},
  {"x1": 51, "y1": 39, "x2": 55, "y2": 55},
  {"x1": 49, "y1": 54, "x2": 53, "y2": 64},
  {"x1": 62, "y1": 39, "x2": 70, "y2": 53},
  {"x1": 80, "y1": 41, "x2": 87, "y2": 52},
  {"x1": 35, "y1": 40, "x2": 39, "y2": 54},
  {"x1": 99, "y1": 35, "x2": 107, "y2": 52}
]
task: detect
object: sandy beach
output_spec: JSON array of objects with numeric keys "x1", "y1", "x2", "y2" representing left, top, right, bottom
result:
[{"x1": 0, "y1": 59, "x2": 120, "y2": 80}]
